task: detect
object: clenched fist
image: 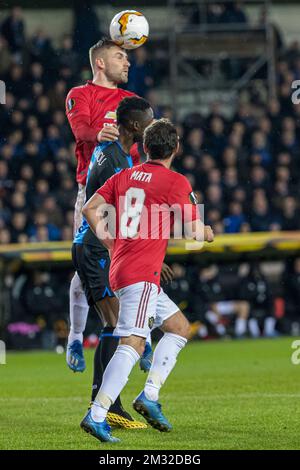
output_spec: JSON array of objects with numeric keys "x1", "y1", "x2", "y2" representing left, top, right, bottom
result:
[
  {"x1": 204, "y1": 225, "x2": 214, "y2": 243},
  {"x1": 97, "y1": 124, "x2": 119, "y2": 143}
]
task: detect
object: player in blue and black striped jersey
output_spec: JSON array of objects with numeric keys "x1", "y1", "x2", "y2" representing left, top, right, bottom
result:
[{"x1": 71, "y1": 97, "x2": 159, "y2": 430}]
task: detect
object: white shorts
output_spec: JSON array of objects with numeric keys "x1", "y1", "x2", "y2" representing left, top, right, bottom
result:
[
  {"x1": 73, "y1": 183, "x2": 86, "y2": 235},
  {"x1": 114, "y1": 282, "x2": 179, "y2": 338}
]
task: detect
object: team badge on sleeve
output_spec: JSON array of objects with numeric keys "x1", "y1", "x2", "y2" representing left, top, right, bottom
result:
[
  {"x1": 189, "y1": 191, "x2": 198, "y2": 205},
  {"x1": 67, "y1": 98, "x2": 75, "y2": 111}
]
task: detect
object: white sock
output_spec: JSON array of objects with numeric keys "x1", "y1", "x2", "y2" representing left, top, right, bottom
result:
[
  {"x1": 92, "y1": 344, "x2": 140, "y2": 422},
  {"x1": 91, "y1": 393, "x2": 112, "y2": 422},
  {"x1": 264, "y1": 317, "x2": 276, "y2": 337},
  {"x1": 144, "y1": 333, "x2": 187, "y2": 402},
  {"x1": 235, "y1": 318, "x2": 247, "y2": 337},
  {"x1": 249, "y1": 318, "x2": 260, "y2": 338},
  {"x1": 68, "y1": 272, "x2": 89, "y2": 345}
]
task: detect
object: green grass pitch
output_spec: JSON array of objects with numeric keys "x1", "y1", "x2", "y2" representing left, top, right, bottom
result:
[{"x1": 0, "y1": 337, "x2": 299, "y2": 450}]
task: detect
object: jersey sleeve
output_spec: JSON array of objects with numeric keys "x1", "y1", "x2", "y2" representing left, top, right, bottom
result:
[
  {"x1": 96, "y1": 174, "x2": 117, "y2": 206},
  {"x1": 168, "y1": 175, "x2": 200, "y2": 222},
  {"x1": 65, "y1": 88, "x2": 99, "y2": 143}
]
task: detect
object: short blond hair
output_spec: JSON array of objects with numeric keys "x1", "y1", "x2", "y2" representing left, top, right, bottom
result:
[{"x1": 89, "y1": 37, "x2": 119, "y2": 73}]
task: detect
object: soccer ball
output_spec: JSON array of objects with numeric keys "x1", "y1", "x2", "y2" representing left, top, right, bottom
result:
[{"x1": 109, "y1": 10, "x2": 149, "y2": 50}]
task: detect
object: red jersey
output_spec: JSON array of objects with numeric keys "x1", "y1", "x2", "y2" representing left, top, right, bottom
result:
[
  {"x1": 97, "y1": 161, "x2": 199, "y2": 291},
  {"x1": 66, "y1": 80, "x2": 134, "y2": 185}
]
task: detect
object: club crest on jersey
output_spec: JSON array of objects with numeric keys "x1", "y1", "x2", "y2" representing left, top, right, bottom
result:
[
  {"x1": 67, "y1": 98, "x2": 75, "y2": 111},
  {"x1": 104, "y1": 111, "x2": 117, "y2": 120},
  {"x1": 148, "y1": 316, "x2": 155, "y2": 329},
  {"x1": 189, "y1": 191, "x2": 198, "y2": 205}
]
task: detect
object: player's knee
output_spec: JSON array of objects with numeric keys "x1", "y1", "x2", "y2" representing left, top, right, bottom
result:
[
  {"x1": 178, "y1": 316, "x2": 190, "y2": 339},
  {"x1": 120, "y1": 336, "x2": 145, "y2": 356},
  {"x1": 162, "y1": 311, "x2": 190, "y2": 339}
]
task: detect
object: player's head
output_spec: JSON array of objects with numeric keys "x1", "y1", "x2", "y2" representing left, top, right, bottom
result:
[
  {"x1": 143, "y1": 118, "x2": 179, "y2": 161},
  {"x1": 116, "y1": 97, "x2": 153, "y2": 142},
  {"x1": 89, "y1": 37, "x2": 130, "y2": 84}
]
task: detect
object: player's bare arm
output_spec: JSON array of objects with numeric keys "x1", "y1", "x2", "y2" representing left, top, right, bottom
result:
[
  {"x1": 82, "y1": 192, "x2": 114, "y2": 250},
  {"x1": 184, "y1": 219, "x2": 214, "y2": 243},
  {"x1": 161, "y1": 263, "x2": 174, "y2": 283}
]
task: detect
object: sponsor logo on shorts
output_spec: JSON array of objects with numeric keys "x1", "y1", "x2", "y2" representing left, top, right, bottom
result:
[{"x1": 148, "y1": 316, "x2": 155, "y2": 329}]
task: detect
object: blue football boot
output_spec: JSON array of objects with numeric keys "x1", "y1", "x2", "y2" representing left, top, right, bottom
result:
[
  {"x1": 80, "y1": 410, "x2": 120, "y2": 443},
  {"x1": 66, "y1": 340, "x2": 86, "y2": 373},
  {"x1": 139, "y1": 342, "x2": 153, "y2": 373},
  {"x1": 133, "y1": 391, "x2": 172, "y2": 432}
]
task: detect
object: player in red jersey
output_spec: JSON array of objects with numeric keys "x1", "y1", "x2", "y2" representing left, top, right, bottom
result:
[
  {"x1": 65, "y1": 38, "x2": 149, "y2": 429},
  {"x1": 80, "y1": 119, "x2": 214, "y2": 443},
  {"x1": 66, "y1": 38, "x2": 133, "y2": 361},
  {"x1": 66, "y1": 40, "x2": 138, "y2": 189}
]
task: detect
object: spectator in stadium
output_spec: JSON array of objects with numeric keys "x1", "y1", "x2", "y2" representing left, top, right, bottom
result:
[
  {"x1": 163, "y1": 263, "x2": 193, "y2": 320},
  {"x1": 1, "y1": 6, "x2": 25, "y2": 59},
  {"x1": 224, "y1": 201, "x2": 246, "y2": 233},
  {"x1": 127, "y1": 47, "x2": 154, "y2": 97},
  {"x1": 239, "y1": 264, "x2": 276, "y2": 337},
  {"x1": 207, "y1": 116, "x2": 227, "y2": 158},
  {"x1": 220, "y1": 2, "x2": 248, "y2": 24},
  {"x1": 28, "y1": 211, "x2": 61, "y2": 241},
  {"x1": 280, "y1": 196, "x2": 300, "y2": 231},
  {"x1": 72, "y1": 0, "x2": 102, "y2": 66},
  {"x1": 10, "y1": 212, "x2": 28, "y2": 243},
  {"x1": 30, "y1": 28, "x2": 55, "y2": 68},
  {"x1": 282, "y1": 258, "x2": 300, "y2": 335},
  {"x1": 0, "y1": 34, "x2": 12, "y2": 75},
  {"x1": 250, "y1": 193, "x2": 277, "y2": 231},
  {"x1": 55, "y1": 35, "x2": 77, "y2": 75},
  {"x1": 191, "y1": 264, "x2": 250, "y2": 338}
]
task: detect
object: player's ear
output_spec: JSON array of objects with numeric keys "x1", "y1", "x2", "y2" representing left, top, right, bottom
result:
[
  {"x1": 95, "y1": 57, "x2": 105, "y2": 71},
  {"x1": 133, "y1": 120, "x2": 140, "y2": 131},
  {"x1": 143, "y1": 143, "x2": 148, "y2": 155}
]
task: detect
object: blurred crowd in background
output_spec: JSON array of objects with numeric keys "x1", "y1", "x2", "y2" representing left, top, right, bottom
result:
[
  {"x1": 1, "y1": 5, "x2": 300, "y2": 244},
  {"x1": 7, "y1": 258, "x2": 300, "y2": 348},
  {"x1": 1, "y1": 5, "x2": 300, "y2": 346}
]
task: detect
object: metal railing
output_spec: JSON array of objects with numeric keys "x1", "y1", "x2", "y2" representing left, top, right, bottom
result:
[{"x1": 158, "y1": 0, "x2": 276, "y2": 118}]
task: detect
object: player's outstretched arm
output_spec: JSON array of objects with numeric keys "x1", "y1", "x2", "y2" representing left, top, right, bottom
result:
[{"x1": 82, "y1": 193, "x2": 114, "y2": 250}]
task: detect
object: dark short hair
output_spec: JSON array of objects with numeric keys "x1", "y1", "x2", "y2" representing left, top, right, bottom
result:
[
  {"x1": 89, "y1": 37, "x2": 119, "y2": 72},
  {"x1": 116, "y1": 97, "x2": 151, "y2": 128},
  {"x1": 144, "y1": 119, "x2": 178, "y2": 159}
]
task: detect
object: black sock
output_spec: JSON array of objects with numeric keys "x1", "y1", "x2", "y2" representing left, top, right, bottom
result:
[{"x1": 91, "y1": 326, "x2": 123, "y2": 412}]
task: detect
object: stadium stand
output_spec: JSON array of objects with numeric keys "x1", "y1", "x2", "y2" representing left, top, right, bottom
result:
[{"x1": 1, "y1": 3, "x2": 300, "y2": 346}]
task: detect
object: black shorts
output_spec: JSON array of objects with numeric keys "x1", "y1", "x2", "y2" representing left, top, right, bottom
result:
[{"x1": 72, "y1": 243, "x2": 115, "y2": 306}]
